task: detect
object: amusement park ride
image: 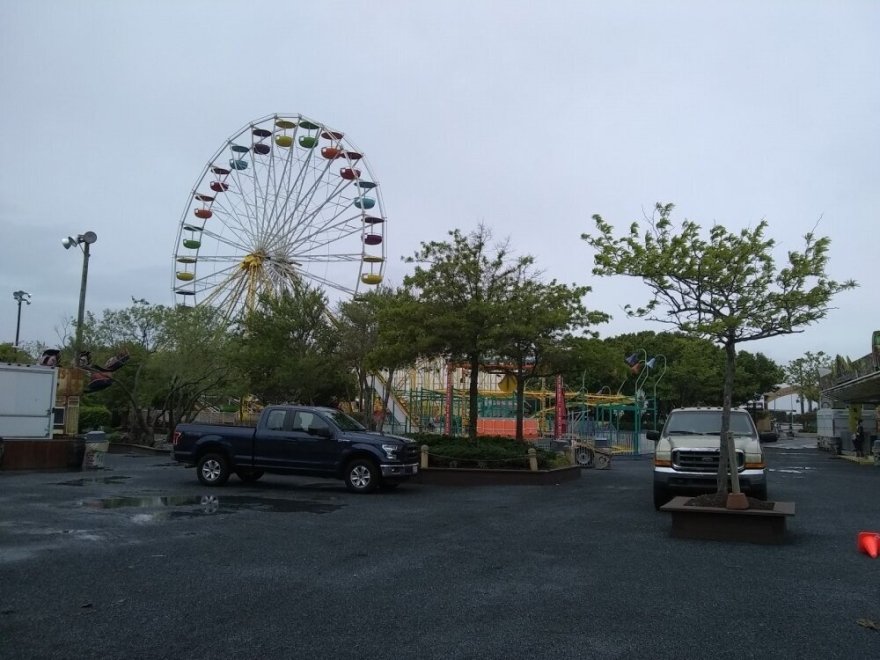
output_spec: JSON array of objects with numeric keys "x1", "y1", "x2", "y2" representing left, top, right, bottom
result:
[
  {"x1": 166, "y1": 112, "x2": 668, "y2": 455},
  {"x1": 172, "y1": 113, "x2": 385, "y2": 318},
  {"x1": 376, "y1": 349, "x2": 669, "y2": 458}
]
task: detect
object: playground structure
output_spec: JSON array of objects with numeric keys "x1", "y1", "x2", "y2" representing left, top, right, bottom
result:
[{"x1": 372, "y1": 350, "x2": 668, "y2": 458}]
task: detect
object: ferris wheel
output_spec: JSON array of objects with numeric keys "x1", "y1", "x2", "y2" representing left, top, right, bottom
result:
[{"x1": 172, "y1": 113, "x2": 386, "y2": 318}]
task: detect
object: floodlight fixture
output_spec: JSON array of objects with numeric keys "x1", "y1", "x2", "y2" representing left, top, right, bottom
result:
[{"x1": 62, "y1": 232, "x2": 98, "y2": 250}]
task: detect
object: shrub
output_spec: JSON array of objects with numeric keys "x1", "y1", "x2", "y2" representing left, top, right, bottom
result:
[
  {"x1": 78, "y1": 405, "x2": 112, "y2": 432},
  {"x1": 409, "y1": 433, "x2": 556, "y2": 470}
]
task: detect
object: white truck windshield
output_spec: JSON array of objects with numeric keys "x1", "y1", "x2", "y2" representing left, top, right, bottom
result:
[{"x1": 665, "y1": 411, "x2": 755, "y2": 436}]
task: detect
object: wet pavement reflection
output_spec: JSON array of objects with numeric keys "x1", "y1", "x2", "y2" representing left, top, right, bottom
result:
[
  {"x1": 78, "y1": 495, "x2": 342, "y2": 520},
  {"x1": 54, "y1": 476, "x2": 131, "y2": 486}
]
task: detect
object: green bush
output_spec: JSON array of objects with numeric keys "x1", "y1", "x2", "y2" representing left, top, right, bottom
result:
[
  {"x1": 78, "y1": 405, "x2": 112, "y2": 432},
  {"x1": 408, "y1": 433, "x2": 556, "y2": 470}
]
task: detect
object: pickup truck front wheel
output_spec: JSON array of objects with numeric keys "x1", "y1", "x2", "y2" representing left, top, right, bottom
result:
[
  {"x1": 344, "y1": 459, "x2": 379, "y2": 494},
  {"x1": 197, "y1": 453, "x2": 230, "y2": 487}
]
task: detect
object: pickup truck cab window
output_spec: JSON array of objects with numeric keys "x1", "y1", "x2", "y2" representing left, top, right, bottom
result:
[
  {"x1": 323, "y1": 410, "x2": 366, "y2": 432},
  {"x1": 294, "y1": 411, "x2": 329, "y2": 434},
  {"x1": 265, "y1": 409, "x2": 288, "y2": 431}
]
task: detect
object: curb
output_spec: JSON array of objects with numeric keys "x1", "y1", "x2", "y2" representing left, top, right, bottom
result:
[{"x1": 110, "y1": 443, "x2": 172, "y2": 455}]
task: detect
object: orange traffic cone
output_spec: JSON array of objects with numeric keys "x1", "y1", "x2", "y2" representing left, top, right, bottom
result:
[{"x1": 857, "y1": 532, "x2": 880, "y2": 558}]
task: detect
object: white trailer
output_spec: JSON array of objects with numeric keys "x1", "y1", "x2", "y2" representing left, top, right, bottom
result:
[{"x1": 0, "y1": 363, "x2": 58, "y2": 438}]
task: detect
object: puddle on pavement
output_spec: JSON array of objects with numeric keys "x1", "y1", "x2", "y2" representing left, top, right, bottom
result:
[
  {"x1": 54, "y1": 476, "x2": 131, "y2": 486},
  {"x1": 79, "y1": 495, "x2": 341, "y2": 520},
  {"x1": 769, "y1": 467, "x2": 816, "y2": 474}
]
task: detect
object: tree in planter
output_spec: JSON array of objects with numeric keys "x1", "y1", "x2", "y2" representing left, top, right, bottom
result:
[
  {"x1": 785, "y1": 351, "x2": 831, "y2": 414},
  {"x1": 232, "y1": 287, "x2": 354, "y2": 406},
  {"x1": 492, "y1": 269, "x2": 608, "y2": 441},
  {"x1": 335, "y1": 287, "x2": 421, "y2": 430},
  {"x1": 404, "y1": 225, "x2": 530, "y2": 441},
  {"x1": 583, "y1": 203, "x2": 856, "y2": 499},
  {"x1": 367, "y1": 289, "x2": 424, "y2": 432}
]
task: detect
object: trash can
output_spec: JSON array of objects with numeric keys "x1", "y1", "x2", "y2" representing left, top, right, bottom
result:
[
  {"x1": 82, "y1": 431, "x2": 109, "y2": 469},
  {"x1": 872, "y1": 438, "x2": 880, "y2": 466}
]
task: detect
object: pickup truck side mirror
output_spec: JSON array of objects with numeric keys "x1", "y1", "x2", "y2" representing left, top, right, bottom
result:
[{"x1": 646, "y1": 430, "x2": 660, "y2": 442}]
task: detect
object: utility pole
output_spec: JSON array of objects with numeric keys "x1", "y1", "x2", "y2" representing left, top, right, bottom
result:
[
  {"x1": 13, "y1": 290, "x2": 31, "y2": 348},
  {"x1": 62, "y1": 232, "x2": 97, "y2": 365}
]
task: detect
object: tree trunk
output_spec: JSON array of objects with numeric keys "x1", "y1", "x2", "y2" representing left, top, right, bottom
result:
[
  {"x1": 468, "y1": 354, "x2": 480, "y2": 441},
  {"x1": 716, "y1": 340, "x2": 741, "y2": 495},
  {"x1": 515, "y1": 365, "x2": 526, "y2": 441},
  {"x1": 378, "y1": 368, "x2": 396, "y2": 435},
  {"x1": 357, "y1": 370, "x2": 368, "y2": 428}
]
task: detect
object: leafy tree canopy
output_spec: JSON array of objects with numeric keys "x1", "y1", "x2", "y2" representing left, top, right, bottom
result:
[
  {"x1": 232, "y1": 287, "x2": 353, "y2": 406},
  {"x1": 584, "y1": 203, "x2": 857, "y2": 346},
  {"x1": 785, "y1": 351, "x2": 832, "y2": 407},
  {"x1": 583, "y1": 203, "x2": 856, "y2": 495}
]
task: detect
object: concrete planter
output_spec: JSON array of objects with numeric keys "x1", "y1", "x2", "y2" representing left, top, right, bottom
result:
[
  {"x1": 412, "y1": 465, "x2": 581, "y2": 486},
  {"x1": 660, "y1": 496, "x2": 796, "y2": 544}
]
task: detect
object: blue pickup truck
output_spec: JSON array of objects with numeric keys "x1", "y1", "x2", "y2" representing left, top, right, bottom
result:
[{"x1": 171, "y1": 405, "x2": 419, "y2": 493}]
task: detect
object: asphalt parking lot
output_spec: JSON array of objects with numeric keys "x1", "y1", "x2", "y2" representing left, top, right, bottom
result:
[{"x1": 1, "y1": 438, "x2": 879, "y2": 659}]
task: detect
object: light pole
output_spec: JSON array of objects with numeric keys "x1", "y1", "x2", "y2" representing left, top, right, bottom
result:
[
  {"x1": 647, "y1": 355, "x2": 667, "y2": 430},
  {"x1": 62, "y1": 231, "x2": 98, "y2": 366},
  {"x1": 12, "y1": 290, "x2": 31, "y2": 348}
]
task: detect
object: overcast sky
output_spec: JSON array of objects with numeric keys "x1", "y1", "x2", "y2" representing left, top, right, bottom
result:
[{"x1": 1, "y1": 0, "x2": 878, "y2": 372}]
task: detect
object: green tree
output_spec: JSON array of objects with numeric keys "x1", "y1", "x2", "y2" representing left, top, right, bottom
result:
[
  {"x1": 0, "y1": 342, "x2": 36, "y2": 363},
  {"x1": 150, "y1": 305, "x2": 236, "y2": 438},
  {"x1": 583, "y1": 203, "x2": 856, "y2": 497},
  {"x1": 404, "y1": 225, "x2": 531, "y2": 440},
  {"x1": 86, "y1": 300, "x2": 234, "y2": 442},
  {"x1": 335, "y1": 286, "x2": 421, "y2": 429},
  {"x1": 785, "y1": 351, "x2": 832, "y2": 413},
  {"x1": 85, "y1": 299, "x2": 169, "y2": 442},
  {"x1": 563, "y1": 336, "x2": 622, "y2": 394},
  {"x1": 492, "y1": 271, "x2": 608, "y2": 440},
  {"x1": 733, "y1": 351, "x2": 784, "y2": 407},
  {"x1": 233, "y1": 287, "x2": 353, "y2": 405}
]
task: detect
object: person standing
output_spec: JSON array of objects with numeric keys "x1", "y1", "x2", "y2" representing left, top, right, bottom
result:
[{"x1": 854, "y1": 420, "x2": 866, "y2": 458}]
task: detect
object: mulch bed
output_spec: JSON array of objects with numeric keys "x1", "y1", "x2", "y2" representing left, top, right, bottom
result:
[{"x1": 686, "y1": 492, "x2": 776, "y2": 510}]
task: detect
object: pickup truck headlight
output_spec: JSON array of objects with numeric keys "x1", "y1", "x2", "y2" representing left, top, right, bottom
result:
[{"x1": 381, "y1": 444, "x2": 399, "y2": 460}]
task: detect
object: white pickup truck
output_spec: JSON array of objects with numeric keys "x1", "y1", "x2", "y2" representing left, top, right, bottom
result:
[{"x1": 647, "y1": 407, "x2": 771, "y2": 510}]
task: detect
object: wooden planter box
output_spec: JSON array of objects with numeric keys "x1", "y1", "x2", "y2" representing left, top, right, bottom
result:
[
  {"x1": 0, "y1": 438, "x2": 84, "y2": 471},
  {"x1": 660, "y1": 496, "x2": 796, "y2": 544}
]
